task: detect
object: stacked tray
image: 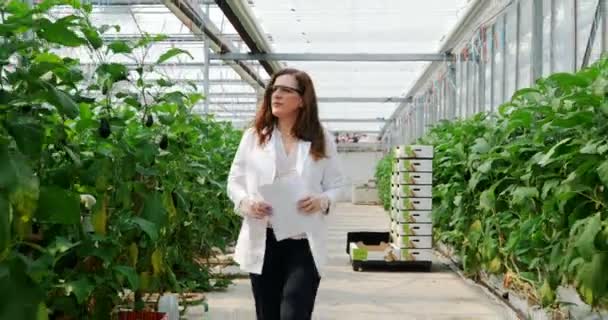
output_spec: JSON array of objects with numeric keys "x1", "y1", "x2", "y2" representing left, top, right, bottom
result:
[{"x1": 390, "y1": 145, "x2": 434, "y2": 264}]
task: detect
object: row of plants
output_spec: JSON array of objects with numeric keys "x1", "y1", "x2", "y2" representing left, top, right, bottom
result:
[
  {"x1": 376, "y1": 56, "x2": 608, "y2": 310},
  {"x1": 374, "y1": 150, "x2": 393, "y2": 211},
  {"x1": 1, "y1": 0, "x2": 242, "y2": 318}
]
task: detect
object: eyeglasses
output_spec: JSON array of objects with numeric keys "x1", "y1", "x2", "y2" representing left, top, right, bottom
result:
[{"x1": 270, "y1": 85, "x2": 302, "y2": 95}]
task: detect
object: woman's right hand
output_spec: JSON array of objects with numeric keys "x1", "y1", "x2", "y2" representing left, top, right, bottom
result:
[{"x1": 240, "y1": 198, "x2": 273, "y2": 219}]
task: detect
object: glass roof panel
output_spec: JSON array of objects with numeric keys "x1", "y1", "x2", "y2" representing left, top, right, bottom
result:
[
  {"x1": 48, "y1": 0, "x2": 471, "y2": 132},
  {"x1": 249, "y1": 0, "x2": 470, "y2": 131}
]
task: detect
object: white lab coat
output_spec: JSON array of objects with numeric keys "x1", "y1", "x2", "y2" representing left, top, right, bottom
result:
[{"x1": 226, "y1": 126, "x2": 344, "y2": 276}]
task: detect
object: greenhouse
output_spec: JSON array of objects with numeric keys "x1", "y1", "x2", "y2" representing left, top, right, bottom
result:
[{"x1": 1, "y1": 0, "x2": 607, "y2": 319}]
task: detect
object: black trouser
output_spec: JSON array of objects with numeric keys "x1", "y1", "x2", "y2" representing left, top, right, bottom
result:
[{"x1": 249, "y1": 228, "x2": 321, "y2": 320}]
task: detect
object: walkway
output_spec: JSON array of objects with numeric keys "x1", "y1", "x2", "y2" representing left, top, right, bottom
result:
[{"x1": 186, "y1": 203, "x2": 514, "y2": 319}]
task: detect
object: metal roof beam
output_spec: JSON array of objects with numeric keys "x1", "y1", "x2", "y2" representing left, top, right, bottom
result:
[
  {"x1": 209, "y1": 53, "x2": 448, "y2": 62},
  {"x1": 211, "y1": 115, "x2": 386, "y2": 123},
  {"x1": 79, "y1": 62, "x2": 237, "y2": 68},
  {"x1": 101, "y1": 33, "x2": 252, "y2": 43},
  {"x1": 214, "y1": 0, "x2": 281, "y2": 76},
  {"x1": 205, "y1": 100, "x2": 257, "y2": 105},
  {"x1": 203, "y1": 95, "x2": 412, "y2": 103},
  {"x1": 162, "y1": 0, "x2": 267, "y2": 90},
  {"x1": 96, "y1": 0, "x2": 217, "y2": 6}
]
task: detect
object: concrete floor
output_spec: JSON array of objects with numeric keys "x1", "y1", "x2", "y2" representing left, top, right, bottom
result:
[{"x1": 186, "y1": 203, "x2": 515, "y2": 320}]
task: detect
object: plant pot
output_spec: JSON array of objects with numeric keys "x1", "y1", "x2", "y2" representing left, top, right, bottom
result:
[{"x1": 117, "y1": 311, "x2": 168, "y2": 320}]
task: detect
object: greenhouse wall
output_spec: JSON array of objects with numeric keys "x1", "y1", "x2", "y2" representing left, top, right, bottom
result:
[{"x1": 384, "y1": 0, "x2": 607, "y2": 146}]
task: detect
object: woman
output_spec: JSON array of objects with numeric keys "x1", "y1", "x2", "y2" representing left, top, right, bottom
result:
[{"x1": 227, "y1": 68, "x2": 344, "y2": 320}]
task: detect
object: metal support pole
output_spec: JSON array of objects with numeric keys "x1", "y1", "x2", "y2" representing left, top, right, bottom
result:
[
  {"x1": 515, "y1": 1, "x2": 521, "y2": 89},
  {"x1": 601, "y1": 1, "x2": 608, "y2": 52},
  {"x1": 203, "y1": 3, "x2": 210, "y2": 114},
  {"x1": 550, "y1": 0, "x2": 556, "y2": 73},
  {"x1": 532, "y1": 0, "x2": 544, "y2": 84},
  {"x1": 417, "y1": 98, "x2": 424, "y2": 138},
  {"x1": 501, "y1": 16, "x2": 508, "y2": 104},
  {"x1": 465, "y1": 61, "x2": 471, "y2": 117},
  {"x1": 574, "y1": 0, "x2": 579, "y2": 71},
  {"x1": 448, "y1": 63, "x2": 457, "y2": 120},
  {"x1": 581, "y1": 0, "x2": 603, "y2": 69},
  {"x1": 489, "y1": 25, "x2": 495, "y2": 112},
  {"x1": 479, "y1": 51, "x2": 485, "y2": 114}
]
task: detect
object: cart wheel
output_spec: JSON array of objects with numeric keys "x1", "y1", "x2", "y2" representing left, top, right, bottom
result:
[{"x1": 425, "y1": 263, "x2": 433, "y2": 272}]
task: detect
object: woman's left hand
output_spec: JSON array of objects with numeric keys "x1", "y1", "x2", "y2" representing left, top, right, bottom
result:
[{"x1": 297, "y1": 195, "x2": 329, "y2": 214}]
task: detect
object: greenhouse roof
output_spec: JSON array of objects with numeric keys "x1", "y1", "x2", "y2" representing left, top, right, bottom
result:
[{"x1": 56, "y1": 0, "x2": 472, "y2": 134}]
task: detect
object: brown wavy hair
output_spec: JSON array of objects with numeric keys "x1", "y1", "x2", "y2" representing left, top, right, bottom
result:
[{"x1": 254, "y1": 68, "x2": 327, "y2": 160}]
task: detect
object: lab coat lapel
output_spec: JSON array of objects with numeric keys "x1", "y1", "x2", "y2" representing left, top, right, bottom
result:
[
  {"x1": 296, "y1": 140, "x2": 311, "y2": 176},
  {"x1": 258, "y1": 127, "x2": 277, "y2": 185}
]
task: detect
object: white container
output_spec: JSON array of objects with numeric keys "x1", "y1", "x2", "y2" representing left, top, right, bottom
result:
[
  {"x1": 394, "y1": 159, "x2": 433, "y2": 172},
  {"x1": 392, "y1": 184, "x2": 432, "y2": 198},
  {"x1": 349, "y1": 241, "x2": 400, "y2": 262},
  {"x1": 391, "y1": 209, "x2": 432, "y2": 223},
  {"x1": 391, "y1": 233, "x2": 433, "y2": 249},
  {"x1": 396, "y1": 172, "x2": 433, "y2": 185},
  {"x1": 395, "y1": 145, "x2": 434, "y2": 159},
  {"x1": 158, "y1": 294, "x2": 179, "y2": 320},
  {"x1": 391, "y1": 221, "x2": 433, "y2": 236},
  {"x1": 397, "y1": 248, "x2": 434, "y2": 262},
  {"x1": 396, "y1": 198, "x2": 432, "y2": 211}
]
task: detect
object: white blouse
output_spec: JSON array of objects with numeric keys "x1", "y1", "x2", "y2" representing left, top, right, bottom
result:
[{"x1": 270, "y1": 133, "x2": 307, "y2": 239}]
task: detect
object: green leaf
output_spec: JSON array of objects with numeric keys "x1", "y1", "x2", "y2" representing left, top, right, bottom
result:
[
  {"x1": 597, "y1": 160, "x2": 608, "y2": 188},
  {"x1": 580, "y1": 140, "x2": 602, "y2": 154},
  {"x1": 157, "y1": 48, "x2": 194, "y2": 64},
  {"x1": 477, "y1": 160, "x2": 493, "y2": 173},
  {"x1": 551, "y1": 111, "x2": 594, "y2": 128},
  {"x1": 132, "y1": 217, "x2": 158, "y2": 241},
  {"x1": 507, "y1": 108, "x2": 534, "y2": 129},
  {"x1": 46, "y1": 86, "x2": 79, "y2": 119},
  {"x1": 575, "y1": 214, "x2": 602, "y2": 261},
  {"x1": 82, "y1": 26, "x2": 102, "y2": 49},
  {"x1": 47, "y1": 237, "x2": 79, "y2": 256},
  {"x1": 36, "y1": 18, "x2": 86, "y2": 47},
  {"x1": 35, "y1": 186, "x2": 80, "y2": 224},
  {"x1": 107, "y1": 41, "x2": 133, "y2": 54},
  {"x1": 156, "y1": 79, "x2": 174, "y2": 87},
  {"x1": 541, "y1": 179, "x2": 560, "y2": 199},
  {"x1": 511, "y1": 186, "x2": 538, "y2": 205},
  {"x1": 0, "y1": 146, "x2": 17, "y2": 190},
  {"x1": 34, "y1": 52, "x2": 63, "y2": 65},
  {"x1": 471, "y1": 138, "x2": 491, "y2": 154},
  {"x1": 0, "y1": 258, "x2": 45, "y2": 320},
  {"x1": 600, "y1": 100, "x2": 608, "y2": 116},
  {"x1": 7, "y1": 117, "x2": 43, "y2": 160},
  {"x1": 64, "y1": 278, "x2": 93, "y2": 304},
  {"x1": 0, "y1": 194, "x2": 10, "y2": 253},
  {"x1": 538, "y1": 138, "x2": 572, "y2": 167},
  {"x1": 547, "y1": 73, "x2": 591, "y2": 89},
  {"x1": 6, "y1": 1, "x2": 29, "y2": 15},
  {"x1": 113, "y1": 266, "x2": 139, "y2": 290},
  {"x1": 36, "y1": 302, "x2": 48, "y2": 320},
  {"x1": 142, "y1": 193, "x2": 167, "y2": 226},
  {"x1": 479, "y1": 188, "x2": 495, "y2": 212},
  {"x1": 575, "y1": 252, "x2": 607, "y2": 305},
  {"x1": 96, "y1": 63, "x2": 129, "y2": 83}
]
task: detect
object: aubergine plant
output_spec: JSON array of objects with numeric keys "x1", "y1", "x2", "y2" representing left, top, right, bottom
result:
[
  {"x1": 420, "y1": 56, "x2": 608, "y2": 309},
  {"x1": 0, "y1": 0, "x2": 242, "y2": 319}
]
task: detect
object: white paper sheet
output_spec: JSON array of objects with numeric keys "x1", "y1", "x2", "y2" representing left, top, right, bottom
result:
[{"x1": 258, "y1": 177, "x2": 323, "y2": 241}]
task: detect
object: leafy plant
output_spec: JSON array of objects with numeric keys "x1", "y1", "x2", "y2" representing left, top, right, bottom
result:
[
  {"x1": 0, "y1": 0, "x2": 242, "y2": 318},
  {"x1": 375, "y1": 151, "x2": 394, "y2": 211},
  {"x1": 419, "y1": 55, "x2": 608, "y2": 309}
]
